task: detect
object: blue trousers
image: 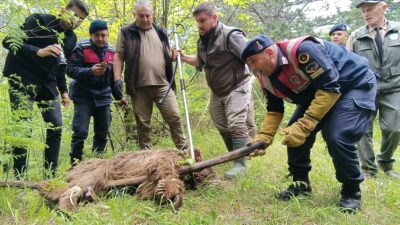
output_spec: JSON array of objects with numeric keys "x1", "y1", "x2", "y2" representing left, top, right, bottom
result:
[
  {"x1": 8, "y1": 81, "x2": 62, "y2": 177},
  {"x1": 286, "y1": 88, "x2": 375, "y2": 187},
  {"x1": 70, "y1": 102, "x2": 111, "y2": 163}
]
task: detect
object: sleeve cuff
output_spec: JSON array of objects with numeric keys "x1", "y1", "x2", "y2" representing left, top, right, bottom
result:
[{"x1": 22, "y1": 45, "x2": 41, "y2": 56}]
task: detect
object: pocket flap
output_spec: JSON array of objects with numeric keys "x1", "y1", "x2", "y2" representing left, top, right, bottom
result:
[
  {"x1": 353, "y1": 98, "x2": 375, "y2": 111},
  {"x1": 390, "y1": 66, "x2": 400, "y2": 76}
]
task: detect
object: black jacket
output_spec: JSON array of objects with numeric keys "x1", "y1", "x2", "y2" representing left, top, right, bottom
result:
[
  {"x1": 2, "y1": 13, "x2": 76, "y2": 100},
  {"x1": 67, "y1": 39, "x2": 114, "y2": 107},
  {"x1": 119, "y1": 23, "x2": 174, "y2": 95}
]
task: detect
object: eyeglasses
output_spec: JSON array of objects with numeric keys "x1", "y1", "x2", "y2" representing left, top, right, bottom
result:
[{"x1": 67, "y1": 10, "x2": 86, "y2": 23}]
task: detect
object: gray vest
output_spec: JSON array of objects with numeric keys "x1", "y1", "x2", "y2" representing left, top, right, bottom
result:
[
  {"x1": 197, "y1": 22, "x2": 250, "y2": 97},
  {"x1": 351, "y1": 21, "x2": 400, "y2": 93}
]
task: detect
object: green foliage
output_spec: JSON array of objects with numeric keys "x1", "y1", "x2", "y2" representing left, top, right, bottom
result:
[{"x1": 1, "y1": 0, "x2": 400, "y2": 224}]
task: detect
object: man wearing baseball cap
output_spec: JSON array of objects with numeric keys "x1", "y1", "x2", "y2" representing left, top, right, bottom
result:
[
  {"x1": 347, "y1": 0, "x2": 400, "y2": 179},
  {"x1": 241, "y1": 34, "x2": 377, "y2": 212},
  {"x1": 329, "y1": 23, "x2": 348, "y2": 45}
]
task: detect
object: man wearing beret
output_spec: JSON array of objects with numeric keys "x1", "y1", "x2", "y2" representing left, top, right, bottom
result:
[
  {"x1": 67, "y1": 20, "x2": 126, "y2": 165},
  {"x1": 179, "y1": 1, "x2": 256, "y2": 179},
  {"x1": 242, "y1": 34, "x2": 377, "y2": 212},
  {"x1": 347, "y1": 0, "x2": 400, "y2": 179},
  {"x1": 2, "y1": 0, "x2": 89, "y2": 178},
  {"x1": 329, "y1": 23, "x2": 349, "y2": 45}
]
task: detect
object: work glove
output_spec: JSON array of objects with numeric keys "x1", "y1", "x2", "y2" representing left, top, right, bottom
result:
[
  {"x1": 112, "y1": 79, "x2": 124, "y2": 101},
  {"x1": 280, "y1": 89, "x2": 341, "y2": 147},
  {"x1": 247, "y1": 112, "x2": 283, "y2": 159}
]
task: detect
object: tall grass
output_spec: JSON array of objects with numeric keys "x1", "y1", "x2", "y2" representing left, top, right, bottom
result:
[{"x1": 0, "y1": 76, "x2": 399, "y2": 225}]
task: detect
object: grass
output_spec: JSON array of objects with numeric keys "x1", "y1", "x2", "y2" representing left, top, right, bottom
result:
[{"x1": 0, "y1": 79, "x2": 400, "y2": 225}]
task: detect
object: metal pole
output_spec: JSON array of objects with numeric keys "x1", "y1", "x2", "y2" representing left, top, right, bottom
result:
[{"x1": 173, "y1": 24, "x2": 195, "y2": 160}]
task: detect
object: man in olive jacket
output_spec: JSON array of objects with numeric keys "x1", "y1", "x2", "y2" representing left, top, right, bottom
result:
[{"x1": 347, "y1": 0, "x2": 400, "y2": 179}]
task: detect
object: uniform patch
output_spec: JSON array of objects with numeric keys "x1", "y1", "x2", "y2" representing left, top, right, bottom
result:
[
  {"x1": 298, "y1": 53, "x2": 310, "y2": 64},
  {"x1": 305, "y1": 62, "x2": 320, "y2": 74},
  {"x1": 256, "y1": 41, "x2": 263, "y2": 50},
  {"x1": 289, "y1": 75, "x2": 301, "y2": 85},
  {"x1": 310, "y1": 68, "x2": 325, "y2": 79},
  {"x1": 282, "y1": 56, "x2": 288, "y2": 64}
]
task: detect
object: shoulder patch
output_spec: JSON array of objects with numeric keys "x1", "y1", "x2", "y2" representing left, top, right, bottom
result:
[
  {"x1": 305, "y1": 62, "x2": 320, "y2": 74},
  {"x1": 309, "y1": 68, "x2": 325, "y2": 79},
  {"x1": 304, "y1": 61, "x2": 325, "y2": 79},
  {"x1": 298, "y1": 53, "x2": 310, "y2": 64},
  {"x1": 79, "y1": 39, "x2": 91, "y2": 48},
  {"x1": 107, "y1": 46, "x2": 116, "y2": 53}
]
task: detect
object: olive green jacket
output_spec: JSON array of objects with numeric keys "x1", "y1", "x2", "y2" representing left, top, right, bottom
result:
[{"x1": 350, "y1": 21, "x2": 400, "y2": 93}]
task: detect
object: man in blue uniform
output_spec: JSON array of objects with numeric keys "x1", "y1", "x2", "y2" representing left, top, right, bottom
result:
[
  {"x1": 241, "y1": 35, "x2": 377, "y2": 212},
  {"x1": 329, "y1": 23, "x2": 348, "y2": 45},
  {"x1": 67, "y1": 20, "x2": 126, "y2": 165}
]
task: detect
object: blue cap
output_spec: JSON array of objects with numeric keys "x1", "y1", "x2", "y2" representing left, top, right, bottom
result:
[
  {"x1": 356, "y1": 0, "x2": 384, "y2": 8},
  {"x1": 89, "y1": 20, "x2": 108, "y2": 33},
  {"x1": 240, "y1": 35, "x2": 274, "y2": 62},
  {"x1": 329, "y1": 23, "x2": 348, "y2": 36}
]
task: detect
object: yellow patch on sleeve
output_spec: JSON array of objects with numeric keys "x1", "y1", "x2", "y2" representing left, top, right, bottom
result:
[{"x1": 310, "y1": 68, "x2": 325, "y2": 79}]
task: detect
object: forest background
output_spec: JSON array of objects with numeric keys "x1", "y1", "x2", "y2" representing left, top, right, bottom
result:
[{"x1": 0, "y1": 0, "x2": 400, "y2": 224}]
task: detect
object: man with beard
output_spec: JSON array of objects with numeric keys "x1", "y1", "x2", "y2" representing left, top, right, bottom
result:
[
  {"x1": 180, "y1": 2, "x2": 255, "y2": 179},
  {"x1": 2, "y1": 0, "x2": 89, "y2": 178}
]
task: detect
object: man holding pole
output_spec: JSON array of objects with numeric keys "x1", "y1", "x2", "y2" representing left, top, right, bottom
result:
[
  {"x1": 113, "y1": 0, "x2": 187, "y2": 150},
  {"x1": 180, "y1": 2, "x2": 254, "y2": 179}
]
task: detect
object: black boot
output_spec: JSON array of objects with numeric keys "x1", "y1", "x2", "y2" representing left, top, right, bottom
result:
[
  {"x1": 13, "y1": 147, "x2": 28, "y2": 179},
  {"x1": 70, "y1": 153, "x2": 82, "y2": 167},
  {"x1": 276, "y1": 180, "x2": 312, "y2": 201},
  {"x1": 276, "y1": 173, "x2": 312, "y2": 201},
  {"x1": 339, "y1": 185, "x2": 361, "y2": 213}
]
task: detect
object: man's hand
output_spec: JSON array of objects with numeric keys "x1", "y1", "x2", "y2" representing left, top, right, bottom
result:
[
  {"x1": 246, "y1": 111, "x2": 283, "y2": 159},
  {"x1": 36, "y1": 44, "x2": 62, "y2": 58},
  {"x1": 280, "y1": 116, "x2": 317, "y2": 147},
  {"x1": 112, "y1": 79, "x2": 124, "y2": 102},
  {"x1": 61, "y1": 92, "x2": 70, "y2": 107},
  {"x1": 119, "y1": 97, "x2": 128, "y2": 106},
  {"x1": 170, "y1": 49, "x2": 178, "y2": 61},
  {"x1": 92, "y1": 63, "x2": 107, "y2": 76},
  {"x1": 176, "y1": 49, "x2": 186, "y2": 61},
  {"x1": 246, "y1": 136, "x2": 269, "y2": 159}
]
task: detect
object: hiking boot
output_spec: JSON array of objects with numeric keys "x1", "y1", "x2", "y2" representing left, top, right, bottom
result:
[
  {"x1": 276, "y1": 181, "x2": 312, "y2": 201},
  {"x1": 339, "y1": 191, "x2": 361, "y2": 213},
  {"x1": 338, "y1": 184, "x2": 361, "y2": 213}
]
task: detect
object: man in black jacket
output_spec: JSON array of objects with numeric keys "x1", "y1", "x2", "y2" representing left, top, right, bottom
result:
[
  {"x1": 67, "y1": 20, "x2": 126, "y2": 165},
  {"x1": 2, "y1": 0, "x2": 89, "y2": 178}
]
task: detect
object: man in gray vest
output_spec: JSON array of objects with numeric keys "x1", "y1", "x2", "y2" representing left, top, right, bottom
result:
[
  {"x1": 347, "y1": 0, "x2": 400, "y2": 178},
  {"x1": 180, "y1": 1, "x2": 255, "y2": 179}
]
